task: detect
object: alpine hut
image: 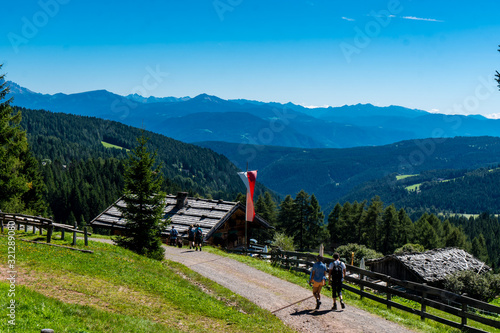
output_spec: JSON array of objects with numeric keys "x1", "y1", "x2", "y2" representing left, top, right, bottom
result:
[
  {"x1": 90, "y1": 192, "x2": 272, "y2": 248},
  {"x1": 366, "y1": 248, "x2": 491, "y2": 288}
]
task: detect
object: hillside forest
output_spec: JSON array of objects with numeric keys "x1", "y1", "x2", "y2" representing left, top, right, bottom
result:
[{"x1": 1, "y1": 71, "x2": 499, "y2": 273}]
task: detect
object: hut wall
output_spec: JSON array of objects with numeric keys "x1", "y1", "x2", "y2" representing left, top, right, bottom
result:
[{"x1": 370, "y1": 259, "x2": 423, "y2": 283}]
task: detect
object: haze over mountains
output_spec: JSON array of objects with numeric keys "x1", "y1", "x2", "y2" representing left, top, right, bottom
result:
[
  {"x1": 8, "y1": 81, "x2": 500, "y2": 150},
  {"x1": 9, "y1": 81, "x2": 500, "y2": 210}
]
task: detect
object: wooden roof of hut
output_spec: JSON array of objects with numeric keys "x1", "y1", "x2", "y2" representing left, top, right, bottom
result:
[
  {"x1": 90, "y1": 192, "x2": 272, "y2": 240},
  {"x1": 366, "y1": 248, "x2": 491, "y2": 285}
]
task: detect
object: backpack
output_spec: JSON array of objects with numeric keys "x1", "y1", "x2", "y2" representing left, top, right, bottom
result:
[
  {"x1": 188, "y1": 228, "x2": 195, "y2": 237},
  {"x1": 195, "y1": 228, "x2": 203, "y2": 238},
  {"x1": 171, "y1": 228, "x2": 178, "y2": 237},
  {"x1": 331, "y1": 261, "x2": 343, "y2": 282}
]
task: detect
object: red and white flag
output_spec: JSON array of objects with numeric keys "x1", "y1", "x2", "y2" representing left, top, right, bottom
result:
[{"x1": 238, "y1": 170, "x2": 257, "y2": 221}]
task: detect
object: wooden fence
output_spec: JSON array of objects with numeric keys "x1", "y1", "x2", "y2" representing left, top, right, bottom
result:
[
  {"x1": 0, "y1": 212, "x2": 91, "y2": 246},
  {"x1": 269, "y1": 249, "x2": 500, "y2": 333}
]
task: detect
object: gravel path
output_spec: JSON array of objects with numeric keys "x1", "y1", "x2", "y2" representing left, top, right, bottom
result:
[{"x1": 162, "y1": 245, "x2": 416, "y2": 333}]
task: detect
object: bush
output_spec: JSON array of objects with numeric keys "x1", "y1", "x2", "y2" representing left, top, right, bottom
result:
[
  {"x1": 335, "y1": 243, "x2": 383, "y2": 266},
  {"x1": 271, "y1": 232, "x2": 295, "y2": 251},
  {"x1": 444, "y1": 270, "x2": 499, "y2": 302},
  {"x1": 394, "y1": 243, "x2": 425, "y2": 255}
]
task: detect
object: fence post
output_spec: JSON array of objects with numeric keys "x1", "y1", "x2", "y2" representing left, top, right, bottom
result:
[
  {"x1": 61, "y1": 229, "x2": 65, "y2": 240},
  {"x1": 359, "y1": 272, "x2": 364, "y2": 300},
  {"x1": 46, "y1": 222, "x2": 53, "y2": 243},
  {"x1": 386, "y1": 278, "x2": 392, "y2": 310},
  {"x1": 72, "y1": 221, "x2": 77, "y2": 246},
  {"x1": 0, "y1": 212, "x2": 3, "y2": 233},
  {"x1": 461, "y1": 300, "x2": 467, "y2": 328},
  {"x1": 84, "y1": 227, "x2": 88, "y2": 246},
  {"x1": 39, "y1": 221, "x2": 43, "y2": 235},
  {"x1": 420, "y1": 284, "x2": 427, "y2": 321}
]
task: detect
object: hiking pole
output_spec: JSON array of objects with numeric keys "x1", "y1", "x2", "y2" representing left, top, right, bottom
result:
[{"x1": 271, "y1": 296, "x2": 314, "y2": 314}]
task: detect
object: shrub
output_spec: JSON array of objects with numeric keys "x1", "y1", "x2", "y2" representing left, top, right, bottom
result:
[
  {"x1": 444, "y1": 270, "x2": 499, "y2": 302},
  {"x1": 335, "y1": 243, "x2": 383, "y2": 266},
  {"x1": 394, "y1": 243, "x2": 425, "y2": 255},
  {"x1": 271, "y1": 232, "x2": 295, "y2": 251}
]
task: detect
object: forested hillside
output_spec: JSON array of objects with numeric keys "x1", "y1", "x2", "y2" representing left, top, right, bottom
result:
[
  {"x1": 199, "y1": 137, "x2": 500, "y2": 208},
  {"x1": 342, "y1": 167, "x2": 500, "y2": 214},
  {"x1": 18, "y1": 107, "x2": 258, "y2": 225}
]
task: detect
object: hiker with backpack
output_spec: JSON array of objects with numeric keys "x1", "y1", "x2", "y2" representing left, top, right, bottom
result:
[
  {"x1": 328, "y1": 252, "x2": 346, "y2": 310},
  {"x1": 187, "y1": 224, "x2": 195, "y2": 249},
  {"x1": 170, "y1": 225, "x2": 179, "y2": 246},
  {"x1": 308, "y1": 255, "x2": 328, "y2": 310},
  {"x1": 194, "y1": 224, "x2": 203, "y2": 251}
]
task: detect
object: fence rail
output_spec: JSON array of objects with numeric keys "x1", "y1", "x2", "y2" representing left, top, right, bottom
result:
[
  {"x1": 0, "y1": 212, "x2": 91, "y2": 246},
  {"x1": 269, "y1": 249, "x2": 500, "y2": 333}
]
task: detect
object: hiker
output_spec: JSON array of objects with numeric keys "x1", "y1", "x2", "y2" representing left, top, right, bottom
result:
[
  {"x1": 194, "y1": 224, "x2": 203, "y2": 251},
  {"x1": 187, "y1": 224, "x2": 195, "y2": 249},
  {"x1": 328, "y1": 252, "x2": 346, "y2": 310},
  {"x1": 170, "y1": 225, "x2": 178, "y2": 246},
  {"x1": 308, "y1": 255, "x2": 328, "y2": 310}
]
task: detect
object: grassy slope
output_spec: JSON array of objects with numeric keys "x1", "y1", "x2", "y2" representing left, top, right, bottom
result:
[
  {"x1": 101, "y1": 141, "x2": 129, "y2": 151},
  {"x1": 203, "y1": 247, "x2": 500, "y2": 333},
  {"x1": 0, "y1": 231, "x2": 294, "y2": 333}
]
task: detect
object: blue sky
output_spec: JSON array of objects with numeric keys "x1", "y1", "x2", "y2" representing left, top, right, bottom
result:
[{"x1": 1, "y1": 0, "x2": 500, "y2": 116}]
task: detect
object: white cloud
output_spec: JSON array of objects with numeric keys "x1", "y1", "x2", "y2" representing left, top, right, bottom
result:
[
  {"x1": 401, "y1": 16, "x2": 444, "y2": 22},
  {"x1": 299, "y1": 104, "x2": 331, "y2": 109},
  {"x1": 484, "y1": 113, "x2": 500, "y2": 119},
  {"x1": 341, "y1": 16, "x2": 355, "y2": 22}
]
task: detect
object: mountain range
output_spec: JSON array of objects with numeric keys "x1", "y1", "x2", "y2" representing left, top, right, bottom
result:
[
  {"x1": 7, "y1": 81, "x2": 500, "y2": 150},
  {"x1": 8, "y1": 81, "x2": 500, "y2": 211}
]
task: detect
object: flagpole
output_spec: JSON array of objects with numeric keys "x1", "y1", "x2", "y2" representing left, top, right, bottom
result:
[{"x1": 245, "y1": 163, "x2": 248, "y2": 251}]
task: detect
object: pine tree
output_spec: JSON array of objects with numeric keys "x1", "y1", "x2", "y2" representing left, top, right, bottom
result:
[
  {"x1": 305, "y1": 194, "x2": 327, "y2": 249},
  {"x1": 362, "y1": 196, "x2": 383, "y2": 251},
  {"x1": 115, "y1": 130, "x2": 167, "y2": 260},
  {"x1": 472, "y1": 234, "x2": 489, "y2": 264},
  {"x1": 277, "y1": 195, "x2": 298, "y2": 244},
  {"x1": 381, "y1": 205, "x2": 399, "y2": 254},
  {"x1": 0, "y1": 66, "x2": 46, "y2": 214},
  {"x1": 327, "y1": 203, "x2": 343, "y2": 248},
  {"x1": 263, "y1": 191, "x2": 278, "y2": 225},
  {"x1": 414, "y1": 214, "x2": 440, "y2": 250},
  {"x1": 398, "y1": 208, "x2": 414, "y2": 246},
  {"x1": 294, "y1": 190, "x2": 311, "y2": 250}
]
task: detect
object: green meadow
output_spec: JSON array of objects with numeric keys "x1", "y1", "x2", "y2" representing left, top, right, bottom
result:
[{"x1": 0, "y1": 231, "x2": 294, "y2": 333}]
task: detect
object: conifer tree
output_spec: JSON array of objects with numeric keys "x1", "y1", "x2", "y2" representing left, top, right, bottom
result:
[
  {"x1": 263, "y1": 191, "x2": 278, "y2": 225},
  {"x1": 305, "y1": 194, "x2": 327, "y2": 249},
  {"x1": 472, "y1": 233, "x2": 489, "y2": 264},
  {"x1": 294, "y1": 190, "x2": 311, "y2": 250},
  {"x1": 115, "y1": 130, "x2": 166, "y2": 260},
  {"x1": 0, "y1": 66, "x2": 47, "y2": 214},
  {"x1": 381, "y1": 205, "x2": 399, "y2": 254},
  {"x1": 327, "y1": 202, "x2": 343, "y2": 248},
  {"x1": 362, "y1": 196, "x2": 383, "y2": 251},
  {"x1": 398, "y1": 208, "x2": 414, "y2": 246},
  {"x1": 277, "y1": 194, "x2": 297, "y2": 243}
]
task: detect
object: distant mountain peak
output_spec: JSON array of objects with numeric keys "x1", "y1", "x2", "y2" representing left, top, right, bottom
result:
[
  {"x1": 192, "y1": 93, "x2": 224, "y2": 103},
  {"x1": 6, "y1": 81, "x2": 37, "y2": 95}
]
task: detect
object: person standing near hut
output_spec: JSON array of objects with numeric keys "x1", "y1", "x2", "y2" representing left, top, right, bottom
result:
[
  {"x1": 187, "y1": 224, "x2": 195, "y2": 249},
  {"x1": 328, "y1": 252, "x2": 346, "y2": 310},
  {"x1": 309, "y1": 255, "x2": 328, "y2": 310},
  {"x1": 194, "y1": 224, "x2": 203, "y2": 251},
  {"x1": 170, "y1": 225, "x2": 178, "y2": 246}
]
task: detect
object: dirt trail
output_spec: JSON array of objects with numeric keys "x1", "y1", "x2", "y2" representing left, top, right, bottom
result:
[{"x1": 162, "y1": 245, "x2": 415, "y2": 333}]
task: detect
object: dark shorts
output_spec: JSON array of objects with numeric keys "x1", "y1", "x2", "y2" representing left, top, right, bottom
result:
[
  {"x1": 195, "y1": 237, "x2": 202, "y2": 244},
  {"x1": 188, "y1": 235, "x2": 194, "y2": 241},
  {"x1": 332, "y1": 282, "x2": 343, "y2": 298}
]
